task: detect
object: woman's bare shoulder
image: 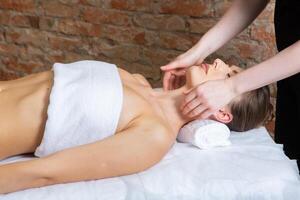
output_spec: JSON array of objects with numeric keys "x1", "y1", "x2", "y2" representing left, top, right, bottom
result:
[{"x1": 123, "y1": 114, "x2": 176, "y2": 142}]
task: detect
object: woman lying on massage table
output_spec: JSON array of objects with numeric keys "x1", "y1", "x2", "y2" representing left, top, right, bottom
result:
[{"x1": 0, "y1": 59, "x2": 271, "y2": 194}]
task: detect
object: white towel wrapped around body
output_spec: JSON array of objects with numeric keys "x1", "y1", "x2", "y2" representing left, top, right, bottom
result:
[
  {"x1": 177, "y1": 119, "x2": 231, "y2": 149},
  {"x1": 35, "y1": 60, "x2": 123, "y2": 157}
]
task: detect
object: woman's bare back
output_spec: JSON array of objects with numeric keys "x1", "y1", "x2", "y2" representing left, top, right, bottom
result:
[{"x1": 0, "y1": 67, "x2": 169, "y2": 159}]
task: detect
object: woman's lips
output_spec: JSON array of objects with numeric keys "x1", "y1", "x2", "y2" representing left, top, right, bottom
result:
[{"x1": 201, "y1": 63, "x2": 209, "y2": 74}]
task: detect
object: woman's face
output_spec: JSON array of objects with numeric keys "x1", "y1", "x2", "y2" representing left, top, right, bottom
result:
[{"x1": 186, "y1": 58, "x2": 243, "y2": 87}]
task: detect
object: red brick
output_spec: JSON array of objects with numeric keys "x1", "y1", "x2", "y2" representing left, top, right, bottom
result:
[
  {"x1": 78, "y1": 0, "x2": 105, "y2": 7},
  {"x1": 133, "y1": 14, "x2": 186, "y2": 31},
  {"x1": 213, "y1": 0, "x2": 232, "y2": 17},
  {"x1": 0, "y1": 10, "x2": 40, "y2": 28},
  {"x1": 39, "y1": 17, "x2": 56, "y2": 30},
  {"x1": 102, "y1": 45, "x2": 141, "y2": 62},
  {"x1": 82, "y1": 7, "x2": 131, "y2": 26},
  {"x1": 0, "y1": 10, "x2": 11, "y2": 26},
  {"x1": 0, "y1": 43, "x2": 22, "y2": 56},
  {"x1": 250, "y1": 22, "x2": 275, "y2": 44},
  {"x1": 48, "y1": 34, "x2": 82, "y2": 51},
  {"x1": 103, "y1": 25, "x2": 157, "y2": 46},
  {"x1": 158, "y1": 0, "x2": 211, "y2": 17},
  {"x1": 143, "y1": 47, "x2": 181, "y2": 66},
  {"x1": 25, "y1": 46, "x2": 44, "y2": 58},
  {"x1": 57, "y1": 19, "x2": 102, "y2": 37},
  {"x1": 44, "y1": 51, "x2": 66, "y2": 64},
  {"x1": 64, "y1": 52, "x2": 94, "y2": 62},
  {"x1": 158, "y1": 32, "x2": 194, "y2": 51},
  {"x1": 227, "y1": 39, "x2": 264, "y2": 61},
  {"x1": 91, "y1": 38, "x2": 141, "y2": 62},
  {"x1": 11, "y1": 14, "x2": 38, "y2": 28},
  {"x1": 41, "y1": 1, "x2": 79, "y2": 18},
  {"x1": 0, "y1": 0, "x2": 36, "y2": 13},
  {"x1": 41, "y1": 18, "x2": 102, "y2": 37},
  {"x1": 0, "y1": 31, "x2": 4, "y2": 42},
  {"x1": 5, "y1": 28, "x2": 47, "y2": 48},
  {"x1": 60, "y1": 0, "x2": 81, "y2": 4},
  {"x1": 0, "y1": 68, "x2": 19, "y2": 80},
  {"x1": 0, "y1": 43, "x2": 45, "y2": 62},
  {"x1": 110, "y1": 0, "x2": 151, "y2": 12},
  {"x1": 187, "y1": 18, "x2": 216, "y2": 34},
  {"x1": 2, "y1": 56, "x2": 44, "y2": 74}
]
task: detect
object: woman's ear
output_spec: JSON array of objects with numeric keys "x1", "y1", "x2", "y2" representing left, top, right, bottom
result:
[{"x1": 213, "y1": 108, "x2": 233, "y2": 124}]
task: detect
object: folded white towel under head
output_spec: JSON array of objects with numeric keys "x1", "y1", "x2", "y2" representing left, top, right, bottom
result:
[{"x1": 177, "y1": 119, "x2": 231, "y2": 149}]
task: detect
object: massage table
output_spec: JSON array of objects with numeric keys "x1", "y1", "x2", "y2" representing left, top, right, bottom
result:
[{"x1": 1, "y1": 127, "x2": 300, "y2": 200}]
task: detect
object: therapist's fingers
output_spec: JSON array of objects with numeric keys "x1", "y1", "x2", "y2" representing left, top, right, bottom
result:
[
  {"x1": 187, "y1": 104, "x2": 207, "y2": 118},
  {"x1": 182, "y1": 97, "x2": 201, "y2": 115},
  {"x1": 180, "y1": 90, "x2": 197, "y2": 110},
  {"x1": 163, "y1": 71, "x2": 172, "y2": 91}
]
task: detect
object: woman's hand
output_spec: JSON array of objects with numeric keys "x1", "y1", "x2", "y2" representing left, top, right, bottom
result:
[
  {"x1": 180, "y1": 78, "x2": 238, "y2": 119},
  {"x1": 161, "y1": 45, "x2": 205, "y2": 91}
]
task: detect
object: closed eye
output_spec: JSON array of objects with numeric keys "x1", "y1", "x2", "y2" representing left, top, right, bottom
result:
[{"x1": 227, "y1": 69, "x2": 239, "y2": 78}]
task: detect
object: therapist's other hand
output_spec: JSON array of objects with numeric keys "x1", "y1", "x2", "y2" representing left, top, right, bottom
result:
[
  {"x1": 181, "y1": 78, "x2": 237, "y2": 119},
  {"x1": 161, "y1": 46, "x2": 204, "y2": 91}
]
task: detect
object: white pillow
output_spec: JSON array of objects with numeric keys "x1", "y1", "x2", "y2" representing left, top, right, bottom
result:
[{"x1": 177, "y1": 119, "x2": 231, "y2": 149}]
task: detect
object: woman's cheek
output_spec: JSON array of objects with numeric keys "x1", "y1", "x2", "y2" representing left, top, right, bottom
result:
[{"x1": 190, "y1": 72, "x2": 206, "y2": 86}]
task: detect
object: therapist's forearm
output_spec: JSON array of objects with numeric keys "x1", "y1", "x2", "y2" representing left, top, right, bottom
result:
[
  {"x1": 231, "y1": 41, "x2": 300, "y2": 94},
  {"x1": 195, "y1": 0, "x2": 269, "y2": 59}
]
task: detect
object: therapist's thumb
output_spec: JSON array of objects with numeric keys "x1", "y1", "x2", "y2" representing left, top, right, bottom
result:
[{"x1": 160, "y1": 60, "x2": 182, "y2": 71}]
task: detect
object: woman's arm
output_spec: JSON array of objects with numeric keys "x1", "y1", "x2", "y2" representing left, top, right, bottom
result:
[{"x1": 0, "y1": 122, "x2": 173, "y2": 194}]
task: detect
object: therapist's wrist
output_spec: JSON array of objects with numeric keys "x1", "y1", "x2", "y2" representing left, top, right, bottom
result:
[
  {"x1": 225, "y1": 77, "x2": 242, "y2": 98},
  {"x1": 193, "y1": 39, "x2": 212, "y2": 61}
]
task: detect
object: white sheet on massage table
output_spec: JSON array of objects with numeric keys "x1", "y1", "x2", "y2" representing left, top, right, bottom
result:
[{"x1": 1, "y1": 127, "x2": 300, "y2": 200}]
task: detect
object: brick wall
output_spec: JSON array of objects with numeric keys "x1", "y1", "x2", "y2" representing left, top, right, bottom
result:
[{"x1": 0, "y1": 0, "x2": 277, "y2": 87}]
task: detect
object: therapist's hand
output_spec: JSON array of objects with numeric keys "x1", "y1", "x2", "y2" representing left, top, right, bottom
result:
[
  {"x1": 181, "y1": 78, "x2": 237, "y2": 119},
  {"x1": 161, "y1": 45, "x2": 204, "y2": 91}
]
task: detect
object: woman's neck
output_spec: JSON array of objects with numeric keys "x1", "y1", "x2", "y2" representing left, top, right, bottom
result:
[{"x1": 150, "y1": 85, "x2": 193, "y2": 133}]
